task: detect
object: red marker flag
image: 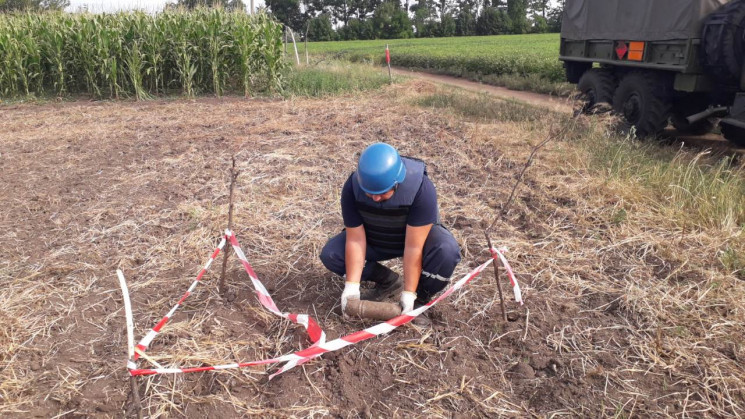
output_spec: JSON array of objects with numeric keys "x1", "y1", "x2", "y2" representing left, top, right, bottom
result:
[{"x1": 385, "y1": 45, "x2": 390, "y2": 64}]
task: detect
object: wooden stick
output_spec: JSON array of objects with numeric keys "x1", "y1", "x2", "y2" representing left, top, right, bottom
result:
[
  {"x1": 484, "y1": 233, "x2": 507, "y2": 322},
  {"x1": 305, "y1": 23, "x2": 310, "y2": 65},
  {"x1": 289, "y1": 28, "x2": 300, "y2": 66},
  {"x1": 483, "y1": 123, "x2": 568, "y2": 322},
  {"x1": 116, "y1": 270, "x2": 135, "y2": 360},
  {"x1": 502, "y1": 135, "x2": 552, "y2": 216},
  {"x1": 116, "y1": 270, "x2": 143, "y2": 419},
  {"x1": 386, "y1": 44, "x2": 392, "y2": 84},
  {"x1": 128, "y1": 378, "x2": 143, "y2": 419},
  {"x1": 219, "y1": 156, "x2": 239, "y2": 296}
]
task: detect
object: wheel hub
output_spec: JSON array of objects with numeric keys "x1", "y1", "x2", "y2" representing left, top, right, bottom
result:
[
  {"x1": 623, "y1": 93, "x2": 642, "y2": 123},
  {"x1": 586, "y1": 88, "x2": 596, "y2": 105}
]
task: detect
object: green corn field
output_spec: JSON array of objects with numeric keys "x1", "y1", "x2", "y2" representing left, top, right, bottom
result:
[{"x1": 0, "y1": 8, "x2": 285, "y2": 99}]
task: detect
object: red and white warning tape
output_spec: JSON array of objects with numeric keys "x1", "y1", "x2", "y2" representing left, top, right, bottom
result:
[
  {"x1": 133, "y1": 237, "x2": 227, "y2": 359},
  {"x1": 267, "y1": 257, "x2": 502, "y2": 377},
  {"x1": 226, "y1": 230, "x2": 326, "y2": 346},
  {"x1": 129, "y1": 230, "x2": 325, "y2": 375},
  {"x1": 125, "y1": 232, "x2": 522, "y2": 378}
]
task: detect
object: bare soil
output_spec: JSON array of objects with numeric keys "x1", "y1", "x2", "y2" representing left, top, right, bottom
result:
[{"x1": 1, "y1": 82, "x2": 743, "y2": 418}]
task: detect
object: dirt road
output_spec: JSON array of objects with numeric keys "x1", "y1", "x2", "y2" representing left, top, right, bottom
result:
[{"x1": 392, "y1": 67, "x2": 575, "y2": 114}]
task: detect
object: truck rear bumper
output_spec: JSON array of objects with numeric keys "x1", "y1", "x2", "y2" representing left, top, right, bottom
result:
[
  {"x1": 720, "y1": 93, "x2": 745, "y2": 132},
  {"x1": 720, "y1": 118, "x2": 745, "y2": 130}
]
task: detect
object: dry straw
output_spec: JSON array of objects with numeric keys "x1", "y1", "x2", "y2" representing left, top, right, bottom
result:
[{"x1": 0, "y1": 81, "x2": 743, "y2": 416}]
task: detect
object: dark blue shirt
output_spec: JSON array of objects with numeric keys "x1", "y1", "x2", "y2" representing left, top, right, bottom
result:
[{"x1": 341, "y1": 174, "x2": 439, "y2": 228}]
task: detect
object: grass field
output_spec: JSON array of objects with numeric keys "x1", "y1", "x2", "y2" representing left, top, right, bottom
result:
[
  {"x1": 306, "y1": 33, "x2": 570, "y2": 94},
  {"x1": 284, "y1": 62, "x2": 395, "y2": 97}
]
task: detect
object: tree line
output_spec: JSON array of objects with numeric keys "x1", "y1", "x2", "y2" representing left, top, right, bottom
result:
[
  {"x1": 0, "y1": 0, "x2": 69, "y2": 11},
  {"x1": 269, "y1": 0, "x2": 565, "y2": 41}
]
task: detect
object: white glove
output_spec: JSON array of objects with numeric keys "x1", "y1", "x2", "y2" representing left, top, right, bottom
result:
[
  {"x1": 400, "y1": 291, "x2": 417, "y2": 313},
  {"x1": 341, "y1": 281, "x2": 360, "y2": 313}
]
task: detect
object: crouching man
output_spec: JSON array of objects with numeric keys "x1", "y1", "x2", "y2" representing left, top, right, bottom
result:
[{"x1": 320, "y1": 143, "x2": 461, "y2": 326}]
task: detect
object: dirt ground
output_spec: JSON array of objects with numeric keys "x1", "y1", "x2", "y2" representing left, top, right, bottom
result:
[
  {"x1": 392, "y1": 67, "x2": 575, "y2": 114},
  {"x1": 1, "y1": 81, "x2": 743, "y2": 418}
]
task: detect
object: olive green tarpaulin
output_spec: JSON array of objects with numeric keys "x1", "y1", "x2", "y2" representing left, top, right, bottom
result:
[{"x1": 561, "y1": 0, "x2": 730, "y2": 41}]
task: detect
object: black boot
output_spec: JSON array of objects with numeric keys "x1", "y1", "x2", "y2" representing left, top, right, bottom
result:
[
  {"x1": 360, "y1": 263, "x2": 403, "y2": 301},
  {"x1": 411, "y1": 298, "x2": 432, "y2": 327}
]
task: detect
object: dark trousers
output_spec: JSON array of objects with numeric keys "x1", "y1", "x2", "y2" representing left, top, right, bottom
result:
[{"x1": 320, "y1": 225, "x2": 462, "y2": 303}]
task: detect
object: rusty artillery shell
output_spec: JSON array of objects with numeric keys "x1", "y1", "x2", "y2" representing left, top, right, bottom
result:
[{"x1": 345, "y1": 299, "x2": 402, "y2": 321}]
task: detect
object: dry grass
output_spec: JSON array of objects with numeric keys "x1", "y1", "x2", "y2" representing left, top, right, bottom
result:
[{"x1": 0, "y1": 81, "x2": 743, "y2": 417}]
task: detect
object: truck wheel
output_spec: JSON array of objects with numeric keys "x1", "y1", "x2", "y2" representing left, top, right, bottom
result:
[
  {"x1": 702, "y1": 0, "x2": 745, "y2": 85},
  {"x1": 577, "y1": 69, "x2": 616, "y2": 114},
  {"x1": 612, "y1": 72, "x2": 672, "y2": 138},
  {"x1": 721, "y1": 121, "x2": 745, "y2": 147},
  {"x1": 564, "y1": 61, "x2": 592, "y2": 84}
]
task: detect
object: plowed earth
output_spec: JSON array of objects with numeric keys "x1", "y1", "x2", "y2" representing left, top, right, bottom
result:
[{"x1": 1, "y1": 81, "x2": 743, "y2": 418}]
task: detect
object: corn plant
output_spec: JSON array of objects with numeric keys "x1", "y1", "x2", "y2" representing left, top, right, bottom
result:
[
  {"x1": 38, "y1": 15, "x2": 69, "y2": 95},
  {"x1": 234, "y1": 15, "x2": 258, "y2": 97},
  {"x1": 0, "y1": 9, "x2": 285, "y2": 100}
]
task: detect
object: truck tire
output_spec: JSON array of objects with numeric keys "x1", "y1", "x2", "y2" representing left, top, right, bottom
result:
[
  {"x1": 721, "y1": 121, "x2": 745, "y2": 147},
  {"x1": 577, "y1": 69, "x2": 616, "y2": 114},
  {"x1": 701, "y1": 0, "x2": 745, "y2": 85},
  {"x1": 564, "y1": 61, "x2": 592, "y2": 84},
  {"x1": 612, "y1": 72, "x2": 672, "y2": 138}
]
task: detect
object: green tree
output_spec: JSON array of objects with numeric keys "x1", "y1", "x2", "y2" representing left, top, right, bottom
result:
[
  {"x1": 338, "y1": 17, "x2": 375, "y2": 39},
  {"x1": 410, "y1": 0, "x2": 436, "y2": 37},
  {"x1": 307, "y1": 13, "x2": 336, "y2": 40},
  {"x1": 455, "y1": 9, "x2": 476, "y2": 36},
  {"x1": 0, "y1": 0, "x2": 69, "y2": 11},
  {"x1": 528, "y1": 0, "x2": 549, "y2": 18},
  {"x1": 303, "y1": 0, "x2": 327, "y2": 16},
  {"x1": 326, "y1": 0, "x2": 350, "y2": 25},
  {"x1": 454, "y1": 0, "x2": 477, "y2": 36},
  {"x1": 507, "y1": 0, "x2": 527, "y2": 33},
  {"x1": 41, "y1": 0, "x2": 68, "y2": 10},
  {"x1": 530, "y1": 14, "x2": 548, "y2": 33},
  {"x1": 265, "y1": 0, "x2": 305, "y2": 29},
  {"x1": 372, "y1": 0, "x2": 412, "y2": 39},
  {"x1": 437, "y1": 13, "x2": 456, "y2": 36},
  {"x1": 546, "y1": 0, "x2": 563, "y2": 32},
  {"x1": 435, "y1": 0, "x2": 453, "y2": 22},
  {"x1": 172, "y1": 0, "x2": 246, "y2": 10},
  {"x1": 476, "y1": 7, "x2": 511, "y2": 35}
]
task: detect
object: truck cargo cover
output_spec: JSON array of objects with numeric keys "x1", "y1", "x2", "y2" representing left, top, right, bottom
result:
[{"x1": 561, "y1": 0, "x2": 730, "y2": 41}]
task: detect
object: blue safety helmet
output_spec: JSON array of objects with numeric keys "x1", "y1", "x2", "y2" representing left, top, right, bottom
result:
[{"x1": 356, "y1": 143, "x2": 407, "y2": 195}]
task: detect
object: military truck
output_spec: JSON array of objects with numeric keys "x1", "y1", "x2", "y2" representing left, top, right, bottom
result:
[{"x1": 559, "y1": 0, "x2": 745, "y2": 145}]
